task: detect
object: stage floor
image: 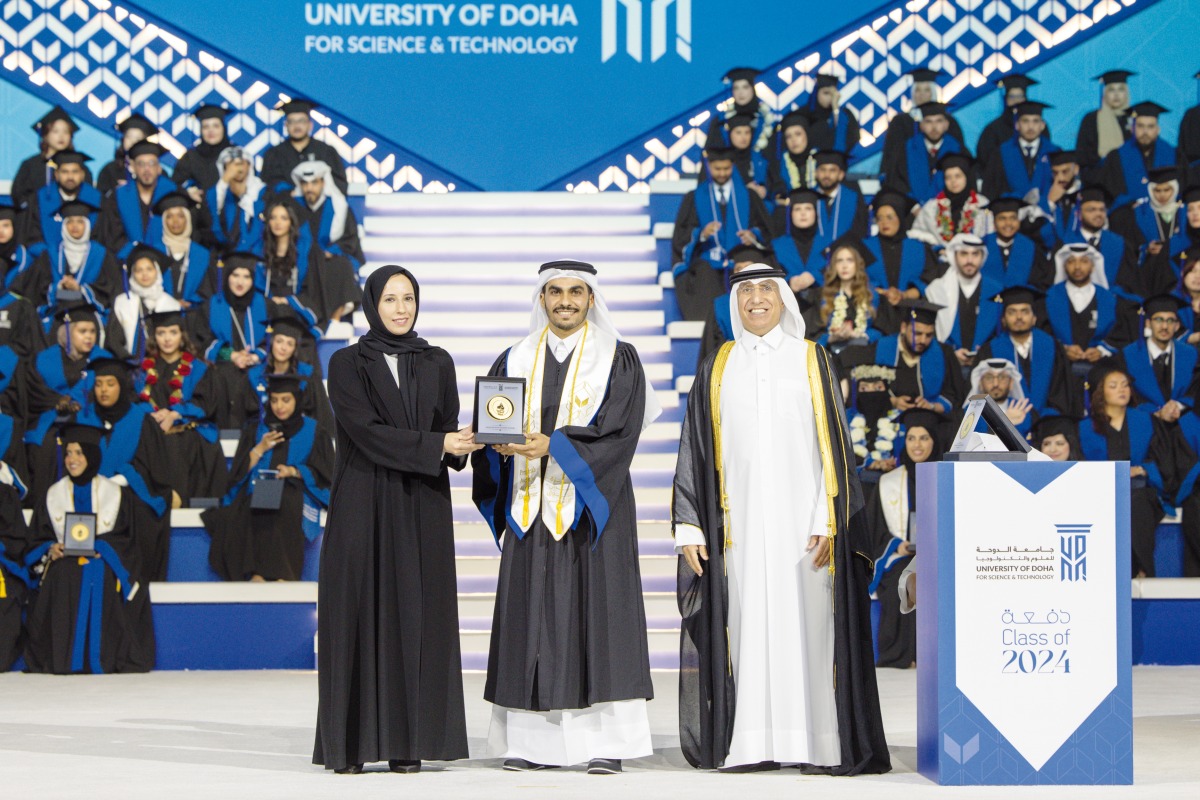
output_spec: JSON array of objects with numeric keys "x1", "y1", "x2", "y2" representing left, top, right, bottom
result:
[{"x1": 4, "y1": 668, "x2": 1199, "y2": 798}]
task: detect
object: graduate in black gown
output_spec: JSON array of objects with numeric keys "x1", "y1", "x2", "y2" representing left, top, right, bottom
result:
[
  {"x1": 867, "y1": 408, "x2": 948, "y2": 669},
  {"x1": 18, "y1": 201, "x2": 123, "y2": 314},
  {"x1": 0, "y1": 412, "x2": 32, "y2": 670},
  {"x1": 16, "y1": 149, "x2": 102, "y2": 260},
  {"x1": 11, "y1": 106, "x2": 93, "y2": 207},
  {"x1": 1076, "y1": 71, "x2": 1134, "y2": 178},
  {"x1": 95, "y1": 113, "x2": 157, "y2": 195},
  {"x1": 23, "y1": 423, "x2": 154, "y2": 674},
  {"x1": 472, "y1": 261, "x2": 662, "y2": 773},
  {"x1": 257, "y1": 195, "x2": 348, "y2": 329},
  {"x1": 206, "y1": 375, "x2": 332, "y2": 582},
  {"x1": 260, "y1": 98, "x2": 348, "y2": 196},
  {"x1": 976, "y1": 74, "x2": 1048, "y2": 174},
  {"x1": 0, "y1": 212, "x2": 46, "y2": 357},
  {"x1": 880, "y1": 68, "x2": 966, "y2": 184},
  {"x1": 96, "y1": 140, "x2": 177, "y2": 262},
  {"x1": 314, "y1": 265, "x2": 475, "y2": 774},
  {"x1": 247, "y1": 317, "x2": 334, "y2": 434},
  {"x1": 172, "y1": 105, "x2": 233, "y2": 196}
]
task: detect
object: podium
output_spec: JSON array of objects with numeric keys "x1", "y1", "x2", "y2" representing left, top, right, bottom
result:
[{"x1": 916, "y1": 459, "x2": 1133, "y2": 784}]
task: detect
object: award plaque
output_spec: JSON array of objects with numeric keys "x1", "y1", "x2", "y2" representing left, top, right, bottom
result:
[
  {"x1": 63, "y1": 512, "x2": 97, "y2": 557},
  {"x1": 474, "y1": 376, "x2": 527, "y2": 444}
]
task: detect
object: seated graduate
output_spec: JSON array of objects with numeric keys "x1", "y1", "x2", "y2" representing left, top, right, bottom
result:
[
  {"x1": 982, "y1": 196, "x2": 1052, "y2": 289},
  {"x1": 1176, "y1": 245, "x2": 1200, "y2": 345},
  {"x1": 172, "y1": 105, "x2": 233, "y2": 198},
  {"x1": 909, "y1": 153, "x2": 993, "y2": 251},
  {"x1": 257, "y1": 195, "x2": 349, "y2": 330},
  {"x1": 813, "y1": 149, "x2": 868, "y2": 241},
  {"x1": 204, "y1": 146, "x2": 266, "y2": 256},
  {"x1": 766, "y1": 110, "x2": 816, "y2": 217},
  {"x1": 23, "y1": 422, "x2": 153, "y2": 674},
  {"x1": 1030, "y1": 415, "x2": 1083, "y2": 461},
  {"x1": 704, "y1": 67, "x2": 777, "y2": 155},
  {"x1": 0, "y1": 410, "x2": 31, "y2": 671},
  {"x1": 670, "y1": 147, "x2": 770, "y2": 320},
  {"x1": 1099, "y1": 101, "x2": 1177, "y2": 212},
  {"x1": 975, "y1": 74, "x2": 1049, "y2": 173},
  {"x1": 1109, "y1": 166, "x2": 1185, "y2": 256},
  {"x1": 975, "y1": 286, "x2": 1081, "y2": 418},
  {"x1": 863, "y1": 190, "x2": 936, "y2": 335},
  {"x1": 1059, "y1": 185, "x2": 1143, "y2": 303},
  {"x1": 1046, "y1": 150, "x2": 1084, "y2": 241},
  {"x1": 291, "y1": 160, "x2": 366, "y2": 270},
  {"x1": 969, "y1": 358, "x2": 1036, "y2": 437},
  {"x1": 133, "y1": 309, "x2": 228, "y2": 505},
  {"x1": 884, "y1": 101, "x2": 968, "y2": 204},
  {"x1": 205, "y1": 374, "x2": 333, "y2": 582},
  {"x1": 21, "y1": 305, "x2": 112, "y2": 508},
  {"x1": 74, "y1": 356, "x2": 173, "y2": 583},
  {"x1": 1168, "y1": 408, "x2": 1200, "y2": 577},
  {"x1": 924, "y1": 233, "x2": 1004, "y2": 368},
  {"x1": 1114, "y1": 294, "x2": 1198, "y2": 421},
  {"x1": 96, "y1": 140, "x2": 177, "y2": 261},
  {"x1": 1078, "y1": 364, "x2": 1173, "y2": 578},
  {"x1": 17, "y1": 148, "x2": 102, "y2": 260},
  {"x1": 1045, "y1": 243, "x2": 1131, "y2": 370},
  {"x1": 10, "y1": 106, "x2": 92, "y2": 207},
  {"x1": 703, "y1": 114, "x2": 771, "y2": 202},
  {"x1": 95, "y1": 113, "x2": 157, "y2": 196},
  {"x1": 0, "y1": 211, "x2": 47, "y2": 358},
  {"x1": 811, "y1": 240, "x2": 879, "y2": 352},
  {"x1": 867, "y1": 407, "x2": 948, "y2": 669},
  {"x1": 260, "y1": 98, "x2": 348, "y2": 196},
  {"x1": 146, "y1": 191, "x2": 217, "y2": 308},
  {"x1": 17, "y1": 200, "x2": 122, "y2": 315},
  {"x1": 804, "y1": 72, "x2": 860, "y2": 157},
  {"x1": 695, "y1": 246, "x2": 769, "y2": 367},
  {"x1": 845, "y1": 364, "x2": 901, "y2": 470},
  {"x1": 881, "y1": 68, "x2": 966, "y2": 184},
  {"x1": 249, "y1": 316, "x2": 334, "y2": 434},
  {"x1": 107, "y1": 244, "x2": 182, "y2": 360},
  {"x1": 981, "y1": 101, "x2": 1060, "y2": 218},
  {"x1": 840, "y1": 298, "x2": 966, "y2": 415},
  {"x1": 771, "y1": 187, "x2": 831, "y2": 294},
  {"x1": 1076, "y1": 71, "x2": 1134, "y2": 179}
]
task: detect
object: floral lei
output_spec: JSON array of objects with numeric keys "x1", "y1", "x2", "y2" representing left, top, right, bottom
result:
[
  {"x1": 850, "y1": 408, "x2": 900, "y2": 463},
  {"x1": 935, "y1": 190, "x2": 978, "y2": 242},
  {"x1": 830, "y1": 292, "x2": 870, "y2": 338},
  {"x1": 139, "y1": 352, "x2": 194, "y2": 409},
  {"x1": 722, "y1": 99, "x2": 777, "y2": 152}
]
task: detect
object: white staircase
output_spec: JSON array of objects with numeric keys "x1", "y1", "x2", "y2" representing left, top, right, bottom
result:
[{"x1": 358, "y1": 191, "x2": 684, "y2": 669}]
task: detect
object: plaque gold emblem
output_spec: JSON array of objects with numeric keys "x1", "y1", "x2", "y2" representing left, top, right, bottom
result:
[{"x1": 487, "y1": 394, "x2": 515, "y2": 421}]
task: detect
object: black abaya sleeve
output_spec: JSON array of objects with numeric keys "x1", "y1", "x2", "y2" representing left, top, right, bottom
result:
[{"x1": 671, "y1": 192, "x2": 699, "y2": 265}]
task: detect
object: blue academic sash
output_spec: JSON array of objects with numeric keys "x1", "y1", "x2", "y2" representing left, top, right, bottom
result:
[
  {"x1": 1133, "y1": 201, "x2": 1181, "y2": 246},
  {"x1": 988, "y1": 330, "x2": 1057, "y2": 414},
  {"x1": 31, "y1": 182, "x2": 102, "y2": 259},
  {"x1": 983, "y1": 232, "x2": 1037, "y2": 287},
  {"x1": 74, "y1": 403, "x2": 167, "y2": 517},
  {"x1": 864, "y1": 236, "x2": 927, "y2": 292},
  {"x1": 904, "y1": 134, "x2": 962, "y2": 203},
  {"x1": 819, "y1": 185, "x2": 862, "y2": 242},
  {"x1": 204, "y1": 291, "x2": 269, "y2": 361},
  {"x1": 997, "y1": 137, "x2": 1059, "y2": 211},
  {"x1": 712, "y1": 295, "x2": 734, "y2": 341},
  {"x1": 1062, "y1": 229, "x2": 1138, "y2": 303},
  {"x1": 133, "y1": 358, "x2": 218, "y2": 442},
  {"x1": 227, "y1": 416, "x2": 328, "y2": 541},
  {"x1": 312, "y1": 201, "x2": 361, "y2": 269},
  {"x1": 1078, "y1": 408, "x2": 1163, "y2": 494},
  {"x1": 113, "y1": 177, "x2": 176, "y2": 259},
  {"x1": 1112, "y1": 137, "x2": 1177, "y2": 210},
  {"x1": 1121, "y1": 338, "x2": 1198, "y2": 410},
  {"x1": 676, "y1": 171, "x2": 759, "y2": 276},
  {"x1": 945, "y1": 276, "x2": 1004, "y2": 350},
  {"x1": 46, "y1": 244, "x2": 108, "y2": 312},
  {"x1": 1045, "y1": 283, "x2": 1118, "y2": 348},
  {"x1": 875, "y1": 334, "x2": 947, "y2": 407},
  {"x1": 770, "y1": 234, "x2": 831, "y2": 285}
]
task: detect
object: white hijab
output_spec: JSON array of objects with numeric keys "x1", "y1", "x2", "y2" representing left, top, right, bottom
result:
[
  {"x1": 728, "y1": 264, "x2": 806, "y2": 340},
  {"x1": 113, "y1": 262, "x2": 180, "y2": 350},
  {"x1": 60, "y1": 216, "x2": 91, "y2": 273}
]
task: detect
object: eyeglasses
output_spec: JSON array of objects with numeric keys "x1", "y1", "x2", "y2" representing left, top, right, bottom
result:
[
  {"x1": 736, "y1": 282, "x2": 780, "y2": 297},
  {"x1": 1149, "y1": 316, "x2": 1179, "y2": 325}
]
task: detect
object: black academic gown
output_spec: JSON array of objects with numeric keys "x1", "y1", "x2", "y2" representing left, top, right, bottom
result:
[
  {"x1": 976, "y1": 111, "x2": 1052, "y2": 172},
  {"x1": 1077, "y1": 110, "x2": 1131, "y2": 176},
  {"x1": 672, "y1": 341, "x2": 890, "y2": 773},
  {"x1": 20, "y1": 350, "x2": 91, "y2": 509},
  {"x1": 0, "y1": 293, "x2": 47, "y2": 357},
  {"x1": 671, "y1": 189, "x2": 772, "y2": 320},
  {"x1": 865, "y1": 468, "x2": 918, "y2": 669},
  {"x1": 313, "y1": 343, "x2": 468, "y2": 770},
  {"x1": 205, "y1": 417, "x2": 333, "y2": 581},
  {"x1": 11, "y1": 155, "x2": 93, "y2": 207},
  {"x1": 18, "y1": 248, "x2": 123, "y2": 312},
  {"x1": 96, "y1": 157, "x2": 128, "y2": 196},
  {"x1": 0, "y1": 481, "x2": 31, "y2": 670},
  {"x1": 472, "y1": 342, "x2": 653, "y2": 713},
  {"x1": 173, "y1": 143, "x2": 228, "y2": 192},
  {"x1": 260, "y1": 139, "x2": 348, "y2": 196},
  {"x1": 881, "y1": 112, "x2": 966, "y2": 182},
  {"x1": 24, "y1": 483, "x2": 155, "y2": 674}
]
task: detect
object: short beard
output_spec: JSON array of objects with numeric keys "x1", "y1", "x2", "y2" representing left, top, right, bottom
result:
[{"x1": 547, "y1": 304, "x2": 588, "y2": 332}]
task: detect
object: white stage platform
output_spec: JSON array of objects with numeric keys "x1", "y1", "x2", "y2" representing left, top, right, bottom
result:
[{"x1": 3, "y1": 668, "x2": 1199, "y2": 798}]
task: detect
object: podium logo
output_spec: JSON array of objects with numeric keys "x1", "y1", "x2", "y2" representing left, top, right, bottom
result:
[
  {"x1": 1056, "y1": 524, "x2": 1090, "y2": 582},
  {"x1": 601, "y1": 0, "x2": 692, "y2": 63}
]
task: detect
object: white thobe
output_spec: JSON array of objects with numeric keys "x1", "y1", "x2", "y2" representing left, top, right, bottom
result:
[{"x1": 677, "y1": 326, "x2": 841, "y2": 767}]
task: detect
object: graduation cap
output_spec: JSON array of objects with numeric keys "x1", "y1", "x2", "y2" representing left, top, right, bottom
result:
[
  {"x1": 539, "y1": 259, "x2": 597, "y2": 275},
  {"x1": 51, "y1": 150, "x2": 92, "y2": 167},
  {"x1": 144, "y1": 309, "x2": 185, "y2": 331},
  {"x1": 725, "y1": 113, "x2": 756, "y2": 130},
  {"x1": 1077, "y1": 184, "x2": 1113, "y2": 206},
  {"x1": 916, "y1": 101, "x2": 950, "y2": 118},
  {"x1": 53, "y1": 302, "x2": 102, "y2": 325},
  {"x1": 787, "y1": 187, "x2": 824, "y2": 206},
  {"x1": 1128, "y1": 101, "x2": 1168, "y2": 120},
  {"x1": 115, "y1": 113, "x2": 157, "y2": 136},
  {"x1": 126, "y1": 243, "x2": 168, "y2": 269},
  {"x1": 222, "y1": 251, "x2": 261, "y2": 273},
  {"x1": 88, "y1": 355, "x2": 137, "y2": 379},
  {"x1": 267, "y1": 317, "x2": 310, "y2": 342},
  {"x1": 276, "y1": 97, "x2": 319, "y2": 115},
  {"x1": 59, "y1": 422, "x2": 105, "y2": 448},
  {"x1": 985, "y1": 196, "x2": 1027, "y2": 216},
  {"x1": 896, "y1": 407, "x2": 946, "y2": 435},
  {"x1": 126, "y1": 140, "x2": 167, "y2": 160},
  {"x1": 1013, "y1": 100, "x2": 1052, "y2": 118},
  {"x1": 194, "y1": 104, "x2": 232, "y2": 121},
  {"x1": 33, "y1": 105, "x2": 78, "y2": 135},
  {"x1": 814, "y1": 149, "x2": 848, "y2": 169},
  {"x1": 1049, "y1": 150, "x2": 1079, "y2": 167},
  {"x1": 1177, "y1": 244, "x2": 1200, "y2": 275},
  {"x1": 898, "y1": 298, "x2": 942, "y2": 325},
  {"x1": 729, "y1": 267, "x2": 787, "y2": 286},
  {"x1": 993, "y1": 285, "x2": 1044, "y2": 308},
  {"x1": 996, "y1": 74, "x2": 1038, "y2": 90},
  {"x1": 1147, "y1": 166, "x2": 1181, "y2": 185},
  {"x1": 152, "y1": 191, "x2": 194, "y2": 216},
  {"x1": 265, "y1": 373, "x2": 306, "y2": 397},
  {"x1": 872, "y1": 190, "x2": 917, "y2": 215},
  {"x1": 722, "y1": 67, "x2": 759, "y2": 85},
  {"x1": 779, "y1": 110, "x2": 810, "y2": 131},
  {"x1": 0, "y1": 204, "x2": 16, "y2": 223},
  {"x1": 814, "y1": 73, "x2": 840, "y2": 90},
  {"x1": 936, "y1": 151, "x2": 973, "y2": 174},
  {"x1": 1183, "y1": 185, "x2": 1200, "y2": 205},
  {"x1": 1029, "y1": 415, "x2": 1080, "y2": 446},
  {"x1": 1141, "y1": 293, "x2": 1187, "y2": 318},
  {"x1": 906, "y1": 67, "x2": 943, "y2": 84},
  {"x1": 58, "y1": 199, "x2": 99, "y2": 218},
  {"x1": 1095, "y1": 70, "x2": 1135, "y2": 85},
  {"x1": 703, "y1": 146, "x2": 737, "y2": 163}
]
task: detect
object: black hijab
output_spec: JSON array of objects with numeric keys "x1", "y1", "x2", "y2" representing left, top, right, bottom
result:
[
  {"x1": 264, "y1": 390, "x2": 306, "y2": 439},
  {"x1": 899, "y1": 409, "x2": 947, "y2": 504},
  {"x1": 223, "y1": 265, "x2": 254, "y2": 315},
  {"x1": 62, "y1": 434, "x2": 102, "y2": 486},
  {"x1": 359, "y1": 265, "x2": 432, "y2": 427},
  {"x1": 94, "y1": 366, "x2": 133, "y2": 427}
]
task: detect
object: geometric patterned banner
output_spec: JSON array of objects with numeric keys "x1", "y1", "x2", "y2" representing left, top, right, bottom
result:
[
  {"x1": 0, "y1": 0, "x2": 477, "y2": 192},
  {"x1": 548, "y1": 0, "x2": 1159, "y2": 192}
]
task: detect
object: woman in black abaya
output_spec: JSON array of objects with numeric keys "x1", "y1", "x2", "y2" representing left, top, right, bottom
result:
[{"x1": 314, "y1": 265, "x2": 479, "y2": 774}]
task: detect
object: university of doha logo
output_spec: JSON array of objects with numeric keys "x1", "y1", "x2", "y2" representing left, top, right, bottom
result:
[{"x1": 601, "y1": 0, "x2": 691, "y2": 63}]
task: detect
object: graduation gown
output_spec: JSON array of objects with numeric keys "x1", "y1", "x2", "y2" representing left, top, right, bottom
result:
[
  {"x1": 172, "y1": 144, "x2": 228, "y2": 192},
  {"x1": 472, "y1": 341, "x2": 653, "y2": 713},
  {"x1": 1100, "y1": 137, "x2": 1177, "y2": 211},
  {"x1": 23, "y1": 478, "x2": 155, "y2": 674},
  {"x1": 10, "y1": 154, "x2": 93, "y2": 207},
  {"x1": 1180, "y1": 107, "x2": 1200, "y2": 168},
  {"x1": 1060, "y1": 229, "x2": 1143, "y2": 302},
  {"x1": 95, "y1": 157, "x2": 128, "y2": 196},
  {"x1": 983, "y1": 137, "x2": 1060, "y2": 213},
  {"x1": 865, "y1": 465, "x2": 917, "y2": 669},
  {"x1": 982, "y1": 232, "x2": 1051, "y2": 289},
  {"x1": 21, "y1": 245, "x2": 122, "y2": 313},
  {"x1": 880, "y1": 111, "x2": 965, "y2": 182},
  {"x1": 204, "y1": 181, "x2": 265, "y2": 255},
  {"x1": 1116, "y1": 339, "x2": 1200, "y2": 414},
  {"x1": 18, "y1": 182, "x2": 103, "y2": 259},
  {"x1": 0, "y1": 478, "x2": 31, "y2": 671},
  {"x1": 1077, "y1": 109, "x2": 1131, "y2": 174},
  {"x1": 1168, "y1": 412, "x2": 1200, "y2": 577},
  {"x1": 806, "y1": 106, "x2": 860, "y2": 157},
  {"x1": 976, "y1": 329, "x2": 1079, "y2": 418},
  {"x1": 1044, "y1": 282, "x2": 1120, "y2": 350},
  {"x1": 247, "y1": 360, "x2": 334, "y2": 436},
  {"x1": 844, "y1": 335, "x2": 966, "y2": 412},
  {"x1": 673, "y1": 340, "x2": 889, "y2": 773},
  {"x1": 819, "y1": 185, "x2": 869, "y2": 242},
  {"x1": 0, "y1": 292, "x2": 47, "y2": 358},
  {"x1": 864, "y1": 234, "x2": 936, "y2": 335},
  {"x1": 696, "y1": 292, "x2": 735, "y2": 369},
  {"x1": 886, "y1": 135, "x2": 965, "y2": 203},
  {"x1": 260, "y1": 139, "x2": 348, "y2": 196},
  {"x1": 205, "y1": 416, "x2": 333, "y2": 581},
  {"x1": 314, "y1": 343, "x2": 468, "y2": 769},
  {"x1": 299, "y1": 198, "x2": 365, "y2": 270},
  {"x1": 976, "y1": 112, "x2": 1052, "y2": 172},
  {"x1": 771, "y1": 231, "x2": 831, "y2": 285},
  {"x1": 96, "y1": 176, "x2": 177, "y2": 261},
  {"x1": 256, "y1": 229, "x2": 349, "y2": 327}
]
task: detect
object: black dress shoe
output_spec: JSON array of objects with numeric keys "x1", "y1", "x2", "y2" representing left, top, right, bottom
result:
[
  {"x1": 503, "y1": 758, "x2": 556, "y2": 771},
  {"x1": 718, "y1": 761, "x2": 780, "y2": 773},
  {"x1": 388, "y1": 760, "x2": 421, "y2": 773},
  {"x1": 587, "y1": 758, "x2": 622, "y2": 774},
  {"x1": 334, "y1": 763, "x2": 364, "y2": 774}
]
